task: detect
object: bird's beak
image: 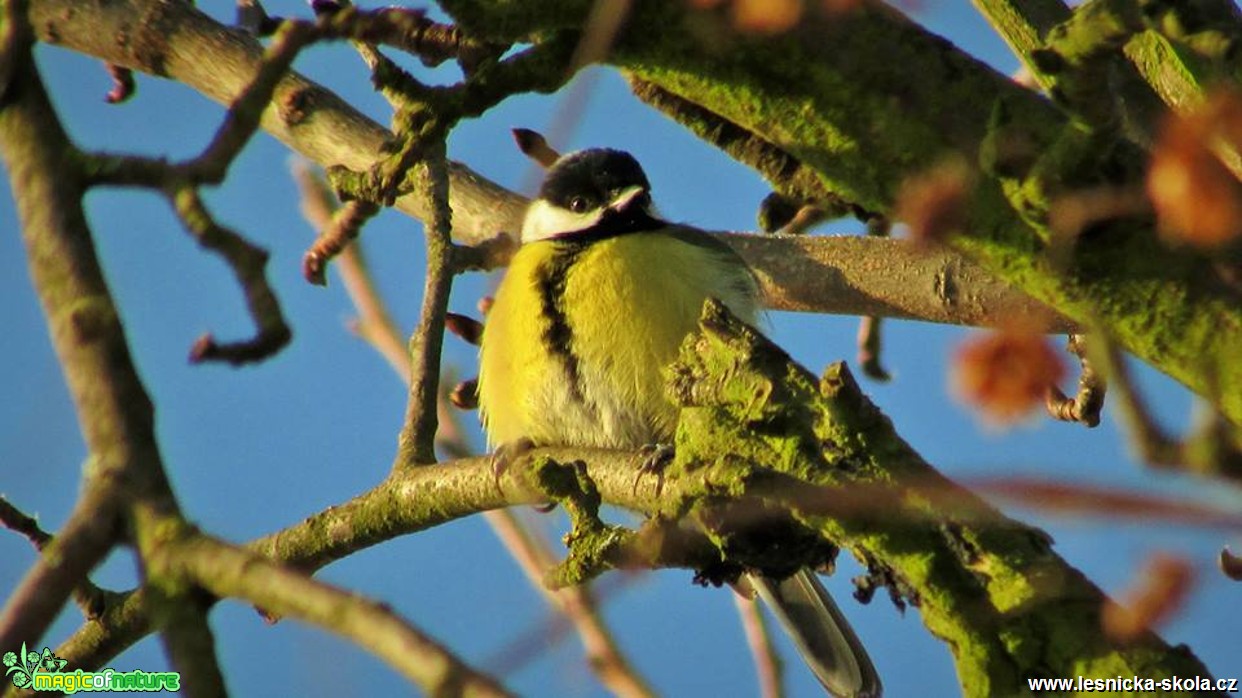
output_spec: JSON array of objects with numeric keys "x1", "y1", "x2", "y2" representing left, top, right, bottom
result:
[{"x1": 608, "y1": 185, "x2": 648, "y2": 213}]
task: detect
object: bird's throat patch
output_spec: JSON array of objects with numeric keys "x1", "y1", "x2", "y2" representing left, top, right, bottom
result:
[{"x1": 545, "y1": 206, "x2": 664, "y2": 243}]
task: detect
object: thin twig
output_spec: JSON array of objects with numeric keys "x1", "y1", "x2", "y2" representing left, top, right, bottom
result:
[
  {"x1": 1045, "y1": 333, "x2": 1106, "y2": 427},
  {"x1": 302, "y1": 199, "x2": 381, "y2": 285},
  {"x1": 170, "y1": 186, "x2": 292, "y2": 365},
  {"x1": 0, "y1": 496, "x2": 115, "y2": 621},
  {"x1": 72, "y1": 14, "x2": 322, "y2": 366},
  {"x1": 1088, "y1": 325, "x2": 1242, "y2": 484},
  {"x1": 188, "y1": 19, "x2": 319, "y2": 184},
  {"x1": 293, "y1": 163, "x2": 410, "y2": 381},
  {"x1": 483, "y1": 511, "x2": 656, "y2": 698},
  {"x1": 857, "y1": 218, "x2": 892, "y2": 382},
  {"x1": 733, "y1": 594, "x2": 786, "y2": 698},
  {"x1": 102, "y1": 62, "x2": 134, "y2": 103},
  {"x1": 0, "y1": 485, "x2": 121, "y2": 650},
  {"x1": 312, "y1": 4, "x2": 504, "y2": 73},
  {"x1": 394, "y1": 145, "x2": 455, "y2": 469}
]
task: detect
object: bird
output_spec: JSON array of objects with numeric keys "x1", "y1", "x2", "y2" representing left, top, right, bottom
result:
[{"x1": 477, "y1": 146, "x2": 881, "y2": 697}]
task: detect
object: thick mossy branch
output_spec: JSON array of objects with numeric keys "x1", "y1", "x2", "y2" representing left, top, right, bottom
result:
[
  {"x1": 627, "y1": 76, "x2": 866, "y2": 222},
  {"x1": 1030, "y1": 0, "x2": 1145, "y2": 127},
  {"x1": 36, "y1": 417, "x2": 1220, "y2": 694},
  {"x1": 663, "y1": 300, "x2": 1214, "y2": 696}
]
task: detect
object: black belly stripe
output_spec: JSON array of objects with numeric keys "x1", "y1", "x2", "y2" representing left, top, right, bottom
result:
[
  {"x1": 535, "y1": 207, "x2": 668, "y2": 415},
  {"x1": 536, "y1": 242, "x2": 592, "y2": 411}
]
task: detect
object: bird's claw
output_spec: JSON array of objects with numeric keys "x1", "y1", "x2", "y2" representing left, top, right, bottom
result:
[
  {"x1": 490, "y1": 438, "x2": 535, "y2": 496},
  {"x1": 632, "y1": 443, "x2": 674, "y2": 497}
]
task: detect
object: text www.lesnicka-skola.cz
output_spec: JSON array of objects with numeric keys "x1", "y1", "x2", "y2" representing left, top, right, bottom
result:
[{"x1": 1028, "y1": 675, "x2": 1238, "y2": 693}]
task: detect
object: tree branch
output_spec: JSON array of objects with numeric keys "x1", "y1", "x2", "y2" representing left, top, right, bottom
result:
[
  {"x1": 1, "y1": 3, "x2": 226, "y2": 693},
  {"x1": 438, "y1": 0, "x2": 1242, "y2": 426},
  {"x1": 25, "y1": 0, "x2": 1063, "y2": 331},
  {"x1": 394, "y1": 145, "x2": 455, "y2": 469},
  {"x1": 175, "y1": 534, "x2": 512, "y2": 696}
]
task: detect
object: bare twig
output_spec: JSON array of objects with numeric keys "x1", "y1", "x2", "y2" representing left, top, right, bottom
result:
[
  {"x1": 293, "y1": 163, "x2": 410, "y2": 381},
  {"x1": 394, "y1": 146, "x2": 455, "y2": 469},
  {"x1": 188, "y1": 19, "x2": 320, "y2": 185},
  {"x1": 303, "y1": 199, "x2": 381, "y2": 285},
  {"x1": 971, "y1": 477, "x2": 1242, "y2": 529},
  {"x1": 857, "y1": 218, "x2": 892, "y2": 382},
  {"x1": 176, "y1": 534, "x2": 512, "y2": 696},
  {"x1": 1089, "y1": 326, "x2": 1242, "y2": 484},
  {"x1": 0, "y1": 496, "x2": 51, "y2": 549},
  {"x1": 312, "y1": 4, "x2": 504, "y2": 73},
  {"x1": 0, "y1": 496, "x2": 114, "y2": 621},
  {"x1": 74, "y1": 14, "x2": 323, "y2": 365},
  {"x1": 1101, "y1": 553, "x2": 1195, "y2": 642},
  {"x1": 0, "y1": 484, "x2": 121, "y2": 650},
  {"x1": 170, "y1": 186, "x2": 292, "y2": 365},
  {"x1": 483, "y1": 511, "x2": 656, "y2": 698},
  {"x1": 1045, "y1": 333, "x2": 1106, "y2": 427},
  {"x1": 733, "y1": 594, "x2": 786, "y2": 698},
  {"x1": 102, "y1": 62, "x2": 134, "y2": 103}
]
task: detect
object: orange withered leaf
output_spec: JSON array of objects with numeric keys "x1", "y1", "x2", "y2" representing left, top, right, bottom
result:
[
  {"x1": 952, "y1": 327, "x2": 1066, "y2": 425},
  {"x1": 1102, "y1": 553, "x2": 1195, "y2": 642},
  {"x1": 895, "y1": 160, "x2": 972, "y2": 245},
  {"x1": 1148, "y1": 93, "x2": 1242, "y2": 248},
  {"x1": 732, "y1": 0, "x2": 803, "y2": 34}
]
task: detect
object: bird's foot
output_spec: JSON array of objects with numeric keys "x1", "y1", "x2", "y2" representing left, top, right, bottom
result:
[
  {"x1": 632, "y1": 443, "x2": 674, "y2": 497},
  {"x1": 490, "y1": 438, "x2": 535, "y2": 496}
]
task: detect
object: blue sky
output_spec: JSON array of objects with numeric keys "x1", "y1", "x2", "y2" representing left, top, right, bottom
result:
[{"x1": 2, "y1": 1, "x2": 1239, "y2": 696}]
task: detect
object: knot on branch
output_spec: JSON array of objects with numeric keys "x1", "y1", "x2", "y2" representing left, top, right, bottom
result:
[{"x1": 533, "y1": 457, "x2": 633, "y2": 588}]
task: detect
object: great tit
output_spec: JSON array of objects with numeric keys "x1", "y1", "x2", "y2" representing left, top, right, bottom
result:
[{"x1": 478, "y1": 148, "x2": 881, "y2": 698}]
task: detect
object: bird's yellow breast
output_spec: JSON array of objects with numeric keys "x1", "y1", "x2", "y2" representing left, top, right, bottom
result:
[{"x1": 478, "y1": 230, "x2": 756, "y2": 450}]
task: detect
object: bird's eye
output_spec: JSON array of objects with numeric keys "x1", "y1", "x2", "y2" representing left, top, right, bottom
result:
[{"x1": 569, "y1": 196, "x2": 590, "y2": 213}]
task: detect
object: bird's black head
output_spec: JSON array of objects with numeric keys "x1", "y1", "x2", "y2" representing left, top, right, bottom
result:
[
  {"x1": 521, "y1": 149, "x2": 663, "y2": 242},
  {"x1": 539, "y1": 148, "x2": 652, "y2": 214}
]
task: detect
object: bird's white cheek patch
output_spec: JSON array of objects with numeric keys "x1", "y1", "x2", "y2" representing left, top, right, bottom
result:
[{"x1": 521, "y1": 199, "x2": 603, "y2": 243}]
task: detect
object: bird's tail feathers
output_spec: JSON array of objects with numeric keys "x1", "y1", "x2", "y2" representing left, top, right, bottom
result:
[{"x1": 750, "y1": 569, "x2": 882, "y2": 698}]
